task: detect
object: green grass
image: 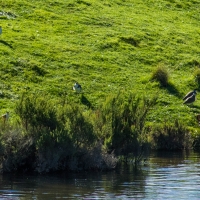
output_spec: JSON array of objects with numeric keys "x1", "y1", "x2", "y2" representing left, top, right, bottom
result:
[{"x1": 1, "y1": 0, "x2": 200, "y2": 128}]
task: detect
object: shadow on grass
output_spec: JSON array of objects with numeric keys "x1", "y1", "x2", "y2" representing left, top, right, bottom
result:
[
  {"x1": 81, "y1": 95, "x2": 93, "y2": 109},
  {"x1": 163, "y1": 82, "x2": 182, "y2": 98},
  {"x1": 0, "y1": 40, "x2": 13, "y2": 48}
]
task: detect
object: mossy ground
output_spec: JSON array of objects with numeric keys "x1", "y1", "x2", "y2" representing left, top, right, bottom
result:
[{"x1": 1, "y1": 0, "x2": 200, "y2": 129}]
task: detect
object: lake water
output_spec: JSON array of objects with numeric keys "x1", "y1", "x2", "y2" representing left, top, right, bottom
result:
[{"x1": 0, "y1": 150, "x2": 200, "y2": 199}]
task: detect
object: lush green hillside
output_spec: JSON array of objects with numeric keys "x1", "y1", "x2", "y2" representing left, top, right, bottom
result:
[{"x1": 1, "y1": 0, "x2": 200, "y2": 127}]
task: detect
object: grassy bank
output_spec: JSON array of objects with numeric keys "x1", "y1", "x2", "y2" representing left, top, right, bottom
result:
[
  {"x1": 0, "y1": 0, "x2": 200, "y2": 125},
  {"x1": 1, "y1": 0, "x2": 200, "y2": 172}
]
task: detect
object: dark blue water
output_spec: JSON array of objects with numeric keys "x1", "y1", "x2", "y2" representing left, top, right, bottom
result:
[{"x1": 0, "y1": 151, "x2": 200, "y2": 199}]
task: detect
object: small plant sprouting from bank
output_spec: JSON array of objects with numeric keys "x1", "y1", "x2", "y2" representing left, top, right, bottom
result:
[{"x1": 151, "y1": 65, "x2": 169, "y2": 87}]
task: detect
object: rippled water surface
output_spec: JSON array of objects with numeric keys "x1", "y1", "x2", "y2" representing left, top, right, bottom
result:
[{"x1": 0, "y1": 151, "x2": 200, "y2": 199}]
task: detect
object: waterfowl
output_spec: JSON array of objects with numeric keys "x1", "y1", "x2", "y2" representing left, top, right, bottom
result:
[{"x1": 73, "y1": 82, "x2": 82, "y2": 93}]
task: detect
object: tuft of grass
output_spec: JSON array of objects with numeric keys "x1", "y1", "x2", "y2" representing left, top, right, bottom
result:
[{"x1": 151, "y1": 65, "x2": 169, "y2": 87}]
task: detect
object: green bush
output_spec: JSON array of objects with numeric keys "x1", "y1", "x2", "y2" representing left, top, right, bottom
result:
[
  {"x1": 12, "y1": 92, "x2": 117, "y2": 172},
  {"x1": 15, "y1": 92, "x2": 60, "y2": 132},
  {"x1": 151, "y1": 65, "x2": 169, "y2": 87},
  {"x1": 64, "y1": 104, "x2": 96, "y2": 148},
  {"x1": 36, "y1": 129, "x2": 73, "y2": 172},
  {"x1": 4, "y1": 91, "x2": 197, "y2": 172},
  {"x1": 0, "y1": 128, "x2": 35, "y2": 172},
  {"x1": 151, "y1": 120, "x2": 193, "y2": 150},
  {"x1": 92, "y1": 91, "x2": 157, "y2": 163}
]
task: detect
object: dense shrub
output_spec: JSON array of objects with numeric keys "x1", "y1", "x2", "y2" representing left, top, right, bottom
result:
[
  {"x1": 92, "y1": 92, "x2": 157, "y2": 163},
  {"x1": 15, "y1": 92, "x2": 60, "y2": 132},
  {"x1": 8, "y1": 92, "x2": 118, "y2": 172},
  {"x1": 4, "y1": 91, "x2": 198, "y2": 173},
  {"x1": 64, "y1": 104, "x2": 96, "y2": 148},
  {"x1": 0, "y1": 128, "x2": 35, "y2": 172},
  {"x1": 151, "y1": 120, "x2": 193, "y2": 150}
]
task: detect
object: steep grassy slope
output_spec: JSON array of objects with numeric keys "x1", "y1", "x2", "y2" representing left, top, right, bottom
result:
[{"x1": 1, "y1": 0, "x2": 200, "y2": 127}]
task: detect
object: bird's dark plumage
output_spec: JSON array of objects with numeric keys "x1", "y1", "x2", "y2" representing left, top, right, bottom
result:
[
  {"x1": 183, "y1": 93, "x2": 196, "y2": 104},
  {"x1": 183, "y1": 90, "x2": 197, "y2": 101}
]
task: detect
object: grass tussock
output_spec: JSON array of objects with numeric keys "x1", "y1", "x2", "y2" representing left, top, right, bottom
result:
[{"x1": 151, "y1": 65, "x2": 169, "y2": 87}]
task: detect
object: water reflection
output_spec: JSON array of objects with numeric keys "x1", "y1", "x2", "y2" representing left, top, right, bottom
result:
[
  {"x1": 0, "y1": 151, "x2": 200, "y2": 199},
  {"x1": 146, "y1": 151, "x2": 200, "y2": 199},
  {"x1": 150, "y1": 150, "x2": 191, "y2": 166},
  {"x1": 0, "y1": 167, "x2": 147, "y2": 199}
]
